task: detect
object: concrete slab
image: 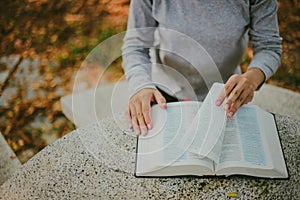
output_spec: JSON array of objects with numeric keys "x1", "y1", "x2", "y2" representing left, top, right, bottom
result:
[
  {"x1": 0, "y1": 115, "x2": 299, "y2": 199},
  {"x1": 61, "y1": 81, "x2": 129, "y2": 128},
  {"x1": 0, "y1": 132, "x2": 21, "y2": 186},
  {"x1": 252, "y1": 84, "x2": 300, "y2": 121}
]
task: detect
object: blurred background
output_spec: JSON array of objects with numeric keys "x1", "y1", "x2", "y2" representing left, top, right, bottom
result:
[{"x1": 0, "y1": 0, "x2": 299, "y2": 163}]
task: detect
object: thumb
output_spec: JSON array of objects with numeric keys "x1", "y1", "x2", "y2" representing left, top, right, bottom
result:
[{"x1": 153, "y1": 90, "x2": 167, "y2": 109}]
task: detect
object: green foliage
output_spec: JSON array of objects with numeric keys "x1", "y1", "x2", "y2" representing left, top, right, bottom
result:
[{"x1": 97, "y1": 28, "x2": 116, "y2": 43}]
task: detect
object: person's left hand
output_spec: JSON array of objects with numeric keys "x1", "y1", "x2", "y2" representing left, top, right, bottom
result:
[{"x1": 216, "y1": 68, "x2": 265, "y2": 117}]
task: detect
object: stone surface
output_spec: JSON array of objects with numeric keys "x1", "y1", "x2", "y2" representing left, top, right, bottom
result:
[
  {"x1": 0, "y1": 115, "x2": 299, "y2": 199},
  {"x1": 252, "y1": 84, "x2": 300, "y2": 121},
  {"x1": 60, "y1": 80, "x2": 129, "y2": 128},
  {"x1": 0, "y1": 133, "x2": 21, "y2": 186}
]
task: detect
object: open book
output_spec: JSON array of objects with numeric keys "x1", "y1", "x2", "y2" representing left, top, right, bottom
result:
[{"x1": 135, "y1": 83, "x2": 288, "y2": 178}]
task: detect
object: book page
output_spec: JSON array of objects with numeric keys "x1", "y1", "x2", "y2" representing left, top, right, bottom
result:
[
  {"x1": 216, "y1": 105, "x2": 288, "y2": 178},
  {"x1": 216, "y1": 106, "x2": 271, "y2": 171},
  {"x1": 136, "y1": 102, "x2": 214, "y2": 175},
  {"x1": 178, "y1": 83, "x2": 227, "y2": 163},
  {"x1": 255, "y1": 106, "x2": 288, "y2": 178},
  {"x1": 161, "y1": 103, "x2": 201, "y2": 165},
  {"x1": 218, "y1": 116, "x2": 243, "y2": 164}
]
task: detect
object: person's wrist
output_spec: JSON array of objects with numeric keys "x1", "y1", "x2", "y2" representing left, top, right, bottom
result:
[{"x1": 242, "y1": 67, "x2": 265, "y2": 90}]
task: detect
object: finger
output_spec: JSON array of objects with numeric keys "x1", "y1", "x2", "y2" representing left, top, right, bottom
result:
[
  {"x1": 153, "y1": 90, "x2": 167, "y2": 109},
  {"x1": 225, "y1": 83, "x2": 244, "y2": 111},
  {"x1": 125, "y1": 105, "x2": 133, "y2": 129},
  {"x1": 232, "y1": 87, "x2": 254, "y2": 109},
  {"x1": 141, "y1": 99, "x2": 152, "y2": 130},
  {"x1": 227, "y1": 88, "x2": 254, "y2": 117},
  {"x1": 216, "y1": 87, "x2": 226, "y2": 106},
  {"x1": 222, "y1": 76, "x2": 239, "y2": 110},
  {"x1": 140, "y1": 125, "x2": 148, "y2": 137},
  {"x1": 244, "y1": 92, "x2": 254, "y2": 104},
  {"x1": 227, "y1": 94, "x2": 244, "y2": 118},
  {"x1": 224, "y1": 75, "x2": 239, "y2": 96},
  {"x1": 129, "y1": 105, "x2": 141, "y2": 136},
  {"x1": 134, "y1": 103, "x2": 148, "y2": 136}
]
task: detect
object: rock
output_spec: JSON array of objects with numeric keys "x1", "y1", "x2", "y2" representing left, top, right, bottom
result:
[{"x1": 0, "y1": 133, "x2": 21, "y2": 185}]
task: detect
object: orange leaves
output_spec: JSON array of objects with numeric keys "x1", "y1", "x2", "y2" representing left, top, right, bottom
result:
[{"x1": 64, "y1": 14, "x2": 84, "y2": 24}]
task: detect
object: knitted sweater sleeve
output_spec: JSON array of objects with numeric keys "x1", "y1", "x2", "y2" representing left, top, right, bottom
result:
[
  {"x1": 248, "y1": 0, "x2": 282, "y2": 81},
  {"x1": 121, "y1": 0, "x2": 157, "y2": 97}
]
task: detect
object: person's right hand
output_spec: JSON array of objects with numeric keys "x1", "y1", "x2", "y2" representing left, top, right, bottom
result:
[{"x1": 126, "y1": 88, "x2": 167, "y2": 136}]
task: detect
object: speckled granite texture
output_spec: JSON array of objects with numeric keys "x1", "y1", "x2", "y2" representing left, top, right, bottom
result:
[
  {"x1": 0, "y1": 133, "x2": 21, "y2": 185},
  {"x1": 0, "y1": 115, "x2": 299, "y2": 200}
]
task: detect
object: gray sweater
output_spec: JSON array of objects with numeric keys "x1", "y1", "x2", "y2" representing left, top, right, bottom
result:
[{"x1": 122, "y1": 0, "x2": 282, "y2": 100}]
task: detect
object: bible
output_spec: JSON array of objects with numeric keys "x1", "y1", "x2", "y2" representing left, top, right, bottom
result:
[{"x1": 135, "y1": 83, "x2": 288, "y2": 178}]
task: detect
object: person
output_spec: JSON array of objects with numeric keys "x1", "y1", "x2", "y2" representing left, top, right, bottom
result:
[{"x1": 122, "y1": 0, "x2": 282, "y2": 136}]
